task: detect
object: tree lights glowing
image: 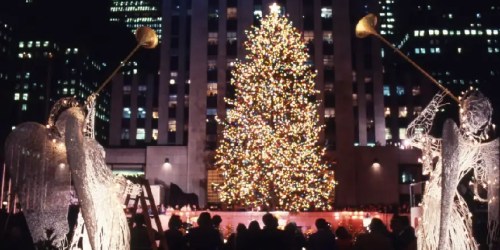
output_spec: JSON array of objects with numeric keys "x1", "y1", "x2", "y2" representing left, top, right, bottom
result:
[{"x1": 214, "y1": 5, "x2": 336, "y2": 211}]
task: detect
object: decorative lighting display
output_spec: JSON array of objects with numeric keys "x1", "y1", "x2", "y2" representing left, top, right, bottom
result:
[
  {"x1": 214, "y1": 4, "x2": 336, "y2": 212},
  {"x1": 407, "y1": 89, "x2": 499, "y2": 250}
]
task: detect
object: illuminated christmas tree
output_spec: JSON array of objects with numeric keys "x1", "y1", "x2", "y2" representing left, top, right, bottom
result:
[{"x1": 215, "y1": 4, "x2": 336, "y2": 211}]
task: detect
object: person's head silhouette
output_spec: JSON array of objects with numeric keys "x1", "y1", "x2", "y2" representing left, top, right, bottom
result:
[
  {"x1": 262, "y1": 213, "x2": 278, "y2": 229},
  {"x1": 168, "y1": 214, "x2": 182, "y2": 230},
  {"x1": 197, "y1": 212, "x2": 212, "y2": 228},
  {"x1": 315, "y1": 218, "x2": 329, "y2": 230},
  {"x1": 133, "y1": 214, "x2": 146, "y2": 227}
]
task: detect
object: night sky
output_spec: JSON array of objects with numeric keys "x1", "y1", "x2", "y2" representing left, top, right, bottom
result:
[{"x1": 1, "y1": 0, "x2": 136, "y2": 63}]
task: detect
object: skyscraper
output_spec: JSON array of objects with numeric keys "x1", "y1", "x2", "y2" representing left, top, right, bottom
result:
[
  {"x1": 7, "y1": 40, "x2": 110, "y2": 143},
  {"x1": 110, "y1": 0, "x2": 163, "y2": 41},
  {"x1": 384, "y1": 0, "x2": 500, "y2": 133},
  {"x1": 0, "y1": 19, "x2": 14, "y2": 162}
]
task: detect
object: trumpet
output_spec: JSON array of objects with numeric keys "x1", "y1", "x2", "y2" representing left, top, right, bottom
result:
[
  {"x1": 355, "y1": 14, "x2": 459, "y2": 103},
  {"x1": 94, "y1": 26, "x2": 158, "y2": 95}
]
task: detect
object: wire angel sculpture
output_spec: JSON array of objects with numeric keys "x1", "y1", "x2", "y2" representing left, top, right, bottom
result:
[
  {"x1": 3, "y1": 26, "x2": 157, "y2": 250},
  {"x1": 4, "y1": 95, "x2": 130, "y2": 249},
  {"x1": 407, "y1": 90, "x2": 499, "y2": 250}
]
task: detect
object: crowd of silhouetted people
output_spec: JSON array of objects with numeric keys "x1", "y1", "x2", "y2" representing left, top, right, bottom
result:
[
  {"x1": 1, "y1": 206, "x2": 417, "y2": 250},
  {"x1": 130, "y1": 211, "x2": 417, "y2": 250}
]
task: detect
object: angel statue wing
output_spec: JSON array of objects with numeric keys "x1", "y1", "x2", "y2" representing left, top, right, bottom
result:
[
  {"x1": 4, "y1": 97, "x2": 79, "y2": 246},
  {"x1": 4, "y1": 96, "x2": 130, "y2": 249}
]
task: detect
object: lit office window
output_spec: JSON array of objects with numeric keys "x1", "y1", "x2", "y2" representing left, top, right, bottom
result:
[
  {"x1": 457, "y1": 47, "x2": 462, "y2": 53},
  {"x1": 398, "y1": 107, "x2": 408, "y2": 118},
  {"x1": 324, "y1": 108, "x2": 335, "y2": 118},
  {"x1": 136, "y1": 128, "x2": 145, "y2": 140},
  {"x1": 152, "y1": 109, "x2": 159, "y2": 119},
  {"x1": 385, "y1": 128, "x2": 392, "y2": 140},
  {"x1": 303, "y1": 31, "x2": 314, "y2": 43},
  {"x1": 413, "y1": 106, "x2": 422, "y2": 116},
  {"x1": 323, "y1": 31, "x2": 333, "y2": 43},
  {"x1": 123, "y1": 107, "x2": 131, "y2": 119},
  {"x1": 323, "y1": 55, "x2": 334, "y2": 68},
  {"x1": 169, "y1": 95, "x2": 177, "y2": 107},
  {"x1": 207, "y1": 83, "x2": 217, "y2": 96},
  {"x1": 208, "y1": 32, "x2": 218, "y2": 44},
  {"x1": 396, "y1": 86, "x2": 405, "y2": 96},
  {"x1": 22, "y1": 93, "x2": 28, "y2": 101},
  {"x1": 325, "y1": 84, "x2": 334, "y2": 92},
  {"x1": 254, "y1": 9, "x2": 262, "y2": 19},
  {"x1": 22, "y1": 104, "x2": 27, "y2": 111},
  {"x1": 412, "y1": 86, "x2": 420, "y2": 96},
  {"x1": 152, "y1": 129, "x2": 158, "y2": 140},
  {"x1": 168, "y1": 120, "x2": 176, "y2": 132},
  {"x1": 14, "y1": 93, "x2": 20, "y2": 100},
  {"x1": 227, "y1": 7, "x2": 237, "y2": 19},
  {"x1": 208, "y1": 60, "x2": 217, "y2": 70},
  {"x1": 384, "y1": 107, "x2": 391, "y2": 117},
  {"x1": 383, "y1": 85, "x2": 391, "y2": 96},
  {"x1": 321, "y1": 7, "x2": 332, "y2": 18},
  {"x1": 399, "y1": 128, "x2": 407, "y2": 139},
  {"x1": 121, "y1": 129, "x2": 129, "y2": 140},
  {"x1": 137, "y1": 107, "x2": 146, "y2": 119},
  {"x1": 227, "y1": 32, "x2": 237, "y2": 43},
  {"x1": 207, "y1": 108, "x2": 217, "y2": 116}
]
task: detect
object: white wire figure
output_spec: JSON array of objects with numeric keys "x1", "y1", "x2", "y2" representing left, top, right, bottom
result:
[{"x1": 408, "y1": 90, "x2": 499, "y2": 250}]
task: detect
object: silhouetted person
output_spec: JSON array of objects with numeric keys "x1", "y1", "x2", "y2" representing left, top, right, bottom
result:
[
  {"x1": 390, "y1": 215, "x2": 416, "y2": 250},
  {"x1": 186, "y1": 212, "x2": 223, "y2": 250},
  {"x1": 67, "y1": 204, "x2": 80, "y2": 242},
  {"x1": 335, "y1": 226, "x2": 353, "y2": 250},
  {"x1": 130, "y1": 214, "x2": 156, "y2": 250},
  {"x1": 353, "y1": 218, "x2": 393, "y2": 250},
  {"x1": 164, "y1": 214, "x2": 187, "y2": 250},
  {"x1": 246, "y1": 220, "x2": 262, "y2": 250},
  {"x1": 1, "y1": 212, "x2": 35, "y2": 250},
  {"x1": 284, "y1": 222, "x2": 306, "y2": 250},
  {"x1": 260, "y1": 213, "x2": 285, "y2": 250},
  {"x1": 212, "y1": 214, "x2": 224, "y2": 241},
  {"x1": 307, "y1": 218, "x2": 337, "y2": 250},
  {"x1": 225, "y1": 223, "x2": 248, "y2": 250}
]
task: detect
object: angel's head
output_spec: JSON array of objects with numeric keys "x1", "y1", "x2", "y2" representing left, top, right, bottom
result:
[{"x1": 459, "y1": 89, "x2": 493, "y2": 141}]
